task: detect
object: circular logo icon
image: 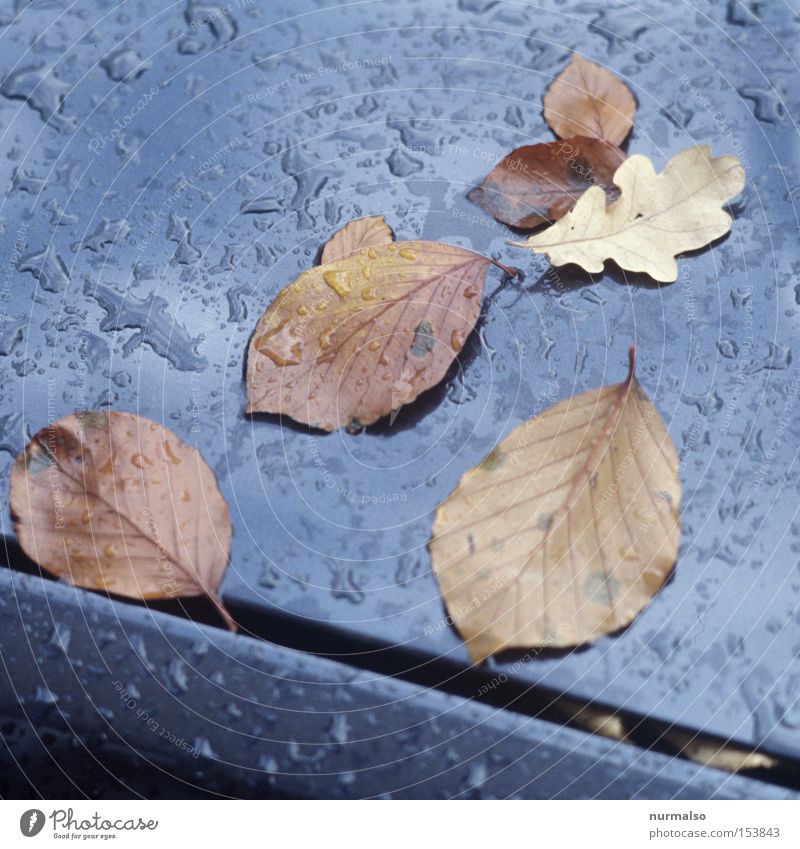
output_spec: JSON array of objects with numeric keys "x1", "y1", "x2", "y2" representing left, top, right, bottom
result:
[{"x1": 19, "y1": 809, "x2": 45, "y2": 837}]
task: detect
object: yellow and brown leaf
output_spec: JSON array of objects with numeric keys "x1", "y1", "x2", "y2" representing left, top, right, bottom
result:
[
  {"x1": 247, "y1": 223, "x2": 499, "y2": 431},
  {"x1": 10, "y1": 411, "x2": 234, "y2": 628},
  {"x1": 429, "y1": 349, "x2": 680, "y2": 662}
]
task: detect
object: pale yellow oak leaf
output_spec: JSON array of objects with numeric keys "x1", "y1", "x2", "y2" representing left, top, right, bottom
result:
[{"x1": 511, "y1": 146, "x2": 745, "y2": 283}]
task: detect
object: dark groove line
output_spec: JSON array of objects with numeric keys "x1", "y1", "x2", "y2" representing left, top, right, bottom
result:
[{"x1": 2, "y1": 543, "x2": 797, "y2": 793}]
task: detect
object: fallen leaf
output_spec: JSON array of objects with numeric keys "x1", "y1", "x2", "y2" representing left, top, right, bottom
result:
[
  {"x1": 246, "y1": 224, "x2": 507, "y2": 431},
  {"x1": 511, "y1": 146, "x2": 745, "y2": 282},
  {"x1": 429, "y1": 347, "x2": 680, "y2": 663},
  {"x1": 320, "y1": 214, "x2": 394, "y2": 263},
  {"x1": 665, "y1": 730, "x2": 779, "y2": 773},
  {"x1": 561, "y1": 698, "x2": 628, "y2": 741},
  {"x1": 468, "y1": 137, "x2": 625, "y2": 228},
  {"x1": 10, "y1": 411, "x2": 235, "y2": 630},
  {"x1": 543, "y1": 53, "x2": 636, "y2": 146}
]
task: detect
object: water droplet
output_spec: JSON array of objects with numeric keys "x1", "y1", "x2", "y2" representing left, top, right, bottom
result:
[
  {"x1": 163, "y1": 440, "x2": 182, "y2": 465},
  {"x1": 18, "y1": 246, "x2": 70, "y2": 293},
  {"x1": 100, "y1": 47, "x2": 149, "y2": 82},
  {"x1": 86, "y1": 283, "x2": 206, "y2": 372},
  {"x1": 167, "y1": 213, "x2": 201, "y2": 265},
  {"x1": 254, "y1": 318, "x2": 301, "y2": 366},
  {"x1": 328, "y1": 714, "x2": 350, "y2": 745},
  {"x1": 0, "y1": 65, "x2": 75, "y2": 132},
  {"x1": 92, "y1": 572, "x2": 115, "y2": 590},
  {"x1": 323, "y1": 270, "x2": 350, "y2": 298},
  {"x1": 386, "y1": 148, "x2": 423, "y2": 178}
]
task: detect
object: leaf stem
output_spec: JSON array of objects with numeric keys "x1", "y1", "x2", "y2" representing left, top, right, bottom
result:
[
  {"x1": 206, "y1": 591, "x2": 238, "y2": 633},
  {"x1": 627, "y1": 344, "x2": 637, "y2": 381},
  {"x1": 489, "y1": 257, "x2": 518, "y2": 278}
]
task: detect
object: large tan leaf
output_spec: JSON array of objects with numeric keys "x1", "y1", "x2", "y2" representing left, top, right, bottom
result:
[
  {"x1": 320, "y1": 214, "x2": 394, "y2": 263},
  {"x1": 246, "y1": 234, "x2": 502, "y2": 432},
  {"x1": 511, "y1": 146, "x2": 745, "y2": 283},
  {"x1": 468, "y1": 137, "x2": 625, "y2": 229},
  {"x1": 543, "y1": 53, "x2": 636, "y2": 146},
  {"x1": 10, "y1": 411, "x2": 235, "y2": 629},
  {"x1": 429, "y1": 349, "x2": 680, "y2": 663}
]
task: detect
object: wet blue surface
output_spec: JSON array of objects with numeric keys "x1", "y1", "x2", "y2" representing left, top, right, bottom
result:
[
  {"x1": 1, "y1": 568, "x2": 793, "y2": 798},
  {"x1": 1, "y1": 0, "x2": 799, "y2": 787}
]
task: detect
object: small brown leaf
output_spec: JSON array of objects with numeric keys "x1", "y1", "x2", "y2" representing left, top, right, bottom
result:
[
  {"x1": 246, "y1": 231, "x2": 502, "y2": 431},
  {"x1": 512, "y1": 146, "x2": 745, "y2": 283},
  {"x1": 429, "y1": 348, "x2": 680, "y2": 663},
  {"x1": 320, "y1": 214, "x2": 395, "y2": 263},
  {"x1": 543, "y1": 53, "x2": 636, "y2": 146},
  {"x1": 468, "y1": 137, "x2": 625, "y2": 229},
  {"x1": 10, "y1": 411, "x2": 235, "y2": 629}
]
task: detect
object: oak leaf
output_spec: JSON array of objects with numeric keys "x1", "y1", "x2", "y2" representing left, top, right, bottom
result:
[
  {"x1": 468, "y1": 137, "x2": 625, "y2": 228},
  {"x1": 429, "y1": 348, "x2": 680, "y2": 663},
  {"x1": 543, "y1": 53, "x2": 636, "y2": 146},
  {"x1": 511, "y1": 146, "x2": 745, "y2": 282},
  {"x1": 10, "y1": 411, "x2": 235, "y2": 629},
  {"x1": 246, "y1": 221, "x2": 504, "y2": 431}
]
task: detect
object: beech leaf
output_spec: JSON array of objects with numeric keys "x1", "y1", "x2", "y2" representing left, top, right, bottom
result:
[
  {"x1": 543, "y1": 53, "x2": 636, "y2": 146},
  {"x1": 246, "y1": 224, "x2": 505, "y2": 431},
  {"x1": 10, "y1": 411, "x2": 235, "y2": 629},
  {"x1": 510, "y1": 146, "x2": 745, "y2": 283},
  {"x1": 468, "y1": 137, "x2": 625, "y2": 229},
  {"x1": 429, "y1": 348, "x2": 681, "y2": 663},
  {"x1": 320, "y1": 214, "x2": 395, "y2": 263}
]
